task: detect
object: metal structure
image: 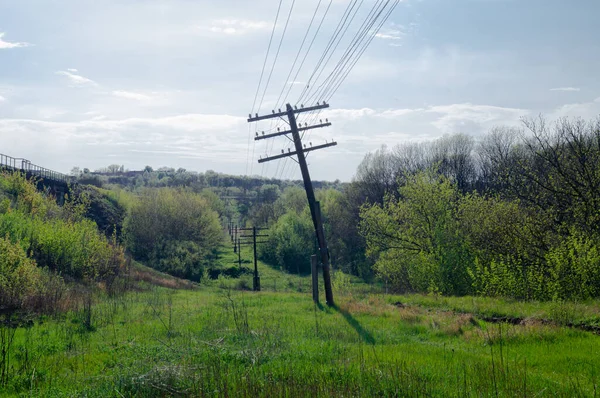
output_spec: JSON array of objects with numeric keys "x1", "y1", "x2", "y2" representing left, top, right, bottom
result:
[{"x1": 0, "y1": 153, "x2": 71, "y2": 185}]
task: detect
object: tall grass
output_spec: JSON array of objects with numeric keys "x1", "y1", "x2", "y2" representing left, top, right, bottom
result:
[{"x1": 0, "y1": 287, "x2": 598, "y2": 396}]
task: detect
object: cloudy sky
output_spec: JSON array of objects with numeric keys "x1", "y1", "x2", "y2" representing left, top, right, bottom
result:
[{"x1": 1, "y1": 0, "x2": 599, "y2": 181}]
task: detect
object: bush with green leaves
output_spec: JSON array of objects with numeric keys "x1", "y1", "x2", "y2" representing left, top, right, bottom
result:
[
  {"x1": 360, "y1": 166, "x2": 600, "y2": 301},
  {"x1": 124, "y1": 188, "x2": 221, "y2": 281},
  {"x1": 259, "y1": 210, "x2": 314, "y2": 274},
  {"x1": 360, "y1": 170, "x2": 473, "y2": 295},
  {"x1": 0, "y1": 236, "x2": 42, "y2": 311},
  {"x1": 0, "y1": 186, "x2": 124, "y2": 284},
  {"x1": 0, "y1": 172, "x2": 125, "y2": 313}
]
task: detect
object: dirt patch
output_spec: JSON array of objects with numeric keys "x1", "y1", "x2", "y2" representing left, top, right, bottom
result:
[{"x1": 392, "y1": 302, "x2": 600, "y2": 336}]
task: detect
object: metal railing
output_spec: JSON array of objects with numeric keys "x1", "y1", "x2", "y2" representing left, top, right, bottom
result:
[{"x1": 0, "y1": 153, "x2": 71, "y2": 184}]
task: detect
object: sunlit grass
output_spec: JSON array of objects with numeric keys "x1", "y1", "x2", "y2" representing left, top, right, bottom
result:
[{"x1": 1, "y1": 281, "x2": 599, "y2": 396}]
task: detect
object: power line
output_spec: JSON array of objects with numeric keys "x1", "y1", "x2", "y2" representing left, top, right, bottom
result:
[
  {"x1": 255, "y1": 0, "x2": 297, "y2": 177},
  {"x1": 274, "y1": 0, "x2": 324, "y2": 110},
  {"x1": 247, "y1": 0, "x2": 285, "y2": 176},
  {"x1": 257, "y1": 0, "x2": 297, "y2": 114},
  {"x1": 324, "y1": 0, "x2": 400, "y2": 102},
  {"x1": 298, "y1": 0, "x2": 365, "y2": 105},
  {"x1": 299, "y1": 2, "x2": 397, "y2": 158},
  {"x1": 305, "y1": 0, "x2": 388, "y2": 105},
  {"x1": 278, "y1": 0, "x2": 334, "y2": 108},
  {"x1": 296, "y1": 0, "x2": 361, "y2": 105}
]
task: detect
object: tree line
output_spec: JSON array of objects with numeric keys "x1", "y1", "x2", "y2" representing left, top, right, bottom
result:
[
  {"x1": 56, "y1": 115, "x2": 600, "y2": 302},
  {"x1": 355, "y1": 116, "x2": 600, "y2": 299},
  {"x1": 238, "y1": 116, "x2": 599, "y2": 300}
]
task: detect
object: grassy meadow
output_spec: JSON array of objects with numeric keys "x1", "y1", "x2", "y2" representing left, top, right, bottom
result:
[{"x1": 1, "y1": 245, "x2": 599, "y2": 397}]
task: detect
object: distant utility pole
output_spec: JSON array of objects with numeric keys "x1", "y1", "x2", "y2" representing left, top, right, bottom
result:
[
  {"x1": 239, "y1": 227, "x2": 269, "y2": 291},
  {"x1": 233, "y1": 225, "x2": 238, "y2": 253},
  {"x1": 248, "y1": 102, "x2": 336, "y2": 306},
  {"x1": 238, "y1": 236, "x2": 241, "y2": 267}
]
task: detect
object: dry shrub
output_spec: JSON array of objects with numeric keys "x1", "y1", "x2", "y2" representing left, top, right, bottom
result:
[
  {"x1": 395, "y1": 306, "x2": 424, "y2": 325},
  {"x1": 127, "y1": 263, "x2": 196, "y2": 290}
]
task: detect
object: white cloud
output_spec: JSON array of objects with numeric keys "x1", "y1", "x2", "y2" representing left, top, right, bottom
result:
[
  {"x1": 550, "y1": 96, "x2": 600, "y2": 120},
  {"x1": 426, "y1": 103, "x2": 527, "y2": 134},
  {"x1": 375, "y1": 30, "x2": 404, "y2": 40},
  {"x1": 0, "y1": 32, "x2": 30, "y2": 49},
  {"x1": 67, "y1": 68, "x2": 79, "y2": 73},
  {"x1": 328, "y1": 103, "x2": 527, "y2": 135},
  {"x1": 326, "y1": 108, "x2": 378, "y2": 120},
  {"x1": 550, "y1": 87, "x2": 580, "y2": 92},
  {"x1": 379, "y1": 108, "x2": 422, "y2": 118},
  {"x1": 112, "y1": 90, "x2": 154, "y2": 101},
  {"x1": 202, "y1": 19, "x2": 270, "y2": 36},
  {"x1": 56, "y1": 70, "x2": 98, "y2": 87},
  {"x1": 0, "y1": 95, "x2": 5, "y2": 103},
  {"x1": 0, "y1": 112, "x2": 249, "y2": 174}
]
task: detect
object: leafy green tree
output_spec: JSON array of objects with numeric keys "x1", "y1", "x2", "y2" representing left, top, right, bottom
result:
[
  {"x1": 259, "y1": 210, "x2": 314, "y2": 274},
  {"x1": 360, "y1": 170, "x2": 473, "y2": 295},
  {"x1": 124, "y1": 188, "x2": 221, "y2": 280}
]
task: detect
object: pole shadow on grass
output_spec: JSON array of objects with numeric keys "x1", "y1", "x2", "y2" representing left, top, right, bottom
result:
[{"x1": 332, "y1": 305, "x2": 376, "y2": 345}]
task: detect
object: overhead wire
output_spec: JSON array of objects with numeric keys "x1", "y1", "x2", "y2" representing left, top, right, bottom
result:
[
  {"x1": 280, "y1": 0, "x2": 364, "y2": 180},
  {"x1": 324, "y1": 0, "x2": 400, "y2": 102},
  {"x1": 301, "y1": 0, "x2": 399, "y2": 156},
  {"x1": 257, "y1": 0, "x2": 297, "y2": 114},
  {"x1": 305, "y1": 0, "x2": 388, "y2": 105},
  {"x1": 298, "y1": 0, "x2": 365, "y2": 105},
  {"x1": 274, "y1": 0, "x2": 324, "y2": 110},
  {"x1": 255, "y1": 0, "x2": 297, "y2": 179},
  {"x1": 246, "y1": 0, "x2": 285, "y2": 176},
  {"x1": 268, "y1": 0, "x2": 335, "y2": 180},
  {"x1": 251, "y1": 0, "x2": 400, "y2": 182},
  {"x1": 296, "y1": 0, "x2": 361, "y2": 105},
  {"x1": 278, "y1": 0, "x2": 334, "y2": 109},
  {"x1": 267, "y1": 0, "x2": 357, "y2": 180}
]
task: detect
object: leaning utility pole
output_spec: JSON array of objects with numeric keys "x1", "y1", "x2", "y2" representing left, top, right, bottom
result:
[{"x1": 248, "y1": 102, "x2": 336, "y2": 306}]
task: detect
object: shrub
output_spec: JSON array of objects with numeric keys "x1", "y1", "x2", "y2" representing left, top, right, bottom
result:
[
  {"x1": 0, "y1": 237, "x2": 42, "y2": 311},
  {"x1": 124, "y1": 188, "x2": 221, "y2": 280},
  {"x1": 259, "y1": 211, "x2": 314, "y2": 274},
  {"x1": 0, "y1": 172, "x2": 125, "y2": 288}
]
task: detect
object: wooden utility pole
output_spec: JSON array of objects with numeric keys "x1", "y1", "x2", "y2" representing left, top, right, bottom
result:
[
  {"x1": 249, "y1": 102, "x2": 336, "y2": 306},
  {"x1": 239, "y1": 227, "x2": 269, "y2": 291},
  {"x1": 252, "y1": 226, "x2": 259, "y2": 291},
  {"x1": 237, "y1": 236, "x2": 241, "y2": 267},
  {"x1": 233, "y1": 225, "x2": 238, "y2": 253},
  {"x1": 311, "y1": 255, "x2": 319, "y2": 303}
]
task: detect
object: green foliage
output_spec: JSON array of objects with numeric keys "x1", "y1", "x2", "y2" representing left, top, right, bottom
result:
[
  {"x1": 124, "y1": 188, "x2": 221, "y2": 281},
  {"x1": 360, "y1": 170, "x2": 473, "y2": 295},
  {"x1": 0, "y1": 236, "x2": 42, "y2": 310},
  {"x1": 72, "y1": 185, "x2": 127, "y2": 239},
  {"x1": 199, "y1": 188, "x2": 225, "y2": 216},
  {"x1": 546, "y1": 229, "x2": 600, "y2": 300},
  {"x1": 2, "y1": 287, "x2": 600, "y2": 396},
  {"x1": 361, "y1": 164, "x2": 600, "y2": 301},
  {"x1": 260, "y1": 211, "x2": 314, "y2": 274},
  {"x1": 0, "y1": 172, "x2": 125, "y2": 313}
]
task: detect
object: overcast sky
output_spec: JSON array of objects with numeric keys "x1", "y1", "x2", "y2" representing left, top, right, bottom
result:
[{"x1": 1, "y1": 0, "x2": 599, "y2": 181}]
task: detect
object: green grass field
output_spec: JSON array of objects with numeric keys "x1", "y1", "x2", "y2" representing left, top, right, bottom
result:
[{"x1": 1, "y1": 246, "x2": 599, "y2": 397}]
